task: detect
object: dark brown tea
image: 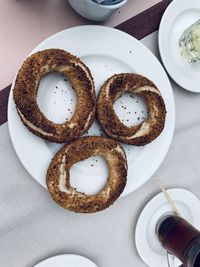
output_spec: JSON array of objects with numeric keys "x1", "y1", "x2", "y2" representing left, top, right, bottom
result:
[{"x1": 157, "y1": 214, "x2": 200, "y2": 267}]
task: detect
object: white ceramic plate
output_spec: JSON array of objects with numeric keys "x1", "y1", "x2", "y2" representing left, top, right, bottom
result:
[
  {"x1": 8, "y1": 25, "x2": 175, "y2": 197},
  {"x1": 159, "y1": 0, "x2": 200, "y2": 92},
  {"x1": 34, "y1": 254, "x2": 97, "y2": 267},
  {"x1": 135, "y1": 188, "x2": 200, "y2": 267}
]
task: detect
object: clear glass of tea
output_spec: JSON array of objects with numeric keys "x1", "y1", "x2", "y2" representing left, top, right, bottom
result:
[{"x1": 156, "y1": 214, "x2": 200, "y2": 267}]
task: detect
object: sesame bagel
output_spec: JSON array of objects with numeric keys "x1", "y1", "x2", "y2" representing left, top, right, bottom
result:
[
  {"x1": 97, "y1": 73, "x2": 166, "y2": 146},
  {"x1": 46, "y1": 136, "x2": 127, "y2": 213},
  {"x1": 13, "y1": 49, "x2": 96, "y2": 143}
]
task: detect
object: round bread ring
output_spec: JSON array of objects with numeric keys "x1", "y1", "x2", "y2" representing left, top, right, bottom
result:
[
  {"x1": 97, "y1": 73, "x2": 166, "y2": 146},
  {"x1": 46, "y1": 136, "x2": 127, "y2": 213},
  {"x1": 13, "y1": 49, "x2": 96, "y2": 143}
]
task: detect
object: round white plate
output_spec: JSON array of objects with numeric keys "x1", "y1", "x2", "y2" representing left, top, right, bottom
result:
[
  {"x1": 159, "y1": 0, "x2": 200, "y2": 92},
  {"x1": 8, "y1": 25, "x2": 175, "y2": 197},
  {"x1": 34, "y1": 254, "x2": 97, "y2": 267},
  {"x1": 135, "y1": 188, "x2": 200, "y2": 267}
]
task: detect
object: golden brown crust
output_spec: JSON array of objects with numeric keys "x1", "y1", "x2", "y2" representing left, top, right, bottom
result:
[
  {"x1": 97, "y1": 73, "x2": 166, "y2": 146},
  {"x1": 46, "y1": 136, "x2": 127, "y2": 213},
  {"x1": 13, "y1": 49, "x2": 96, "y2": 143}
]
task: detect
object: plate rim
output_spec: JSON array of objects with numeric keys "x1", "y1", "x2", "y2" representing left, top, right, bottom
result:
[
  {"x1": 8, "y1": 25, "x2": 175, "y2": 197},
  {"x1": 34, "y1": 254, "x2": 97, "y2": 267}
]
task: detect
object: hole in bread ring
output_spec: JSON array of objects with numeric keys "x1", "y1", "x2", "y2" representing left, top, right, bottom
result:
[
  {"x1": 46, "y1": 136, "x2": 127, "y2": 213},
  {"x1": 97, "y1": 73, "x2": 166, "y2": 146},
  {"x1": 13, "y1": 49, "x2": 96, "y2": 143}
]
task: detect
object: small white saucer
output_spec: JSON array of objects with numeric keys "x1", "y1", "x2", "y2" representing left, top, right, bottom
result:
[
  {"x1": 34, "y1": 254, "x2": 98, "y2": 267},
  {"x1": 135, "y1": 188, "x2": 200, "y2": 267},
  {"x1": 159, "y1": 0, "x2": 200, "y2": 92}
]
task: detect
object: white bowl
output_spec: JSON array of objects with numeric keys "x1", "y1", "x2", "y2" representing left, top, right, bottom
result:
[{"x1": 68, "y1": 0, "x2": 128, "y2": 21}]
